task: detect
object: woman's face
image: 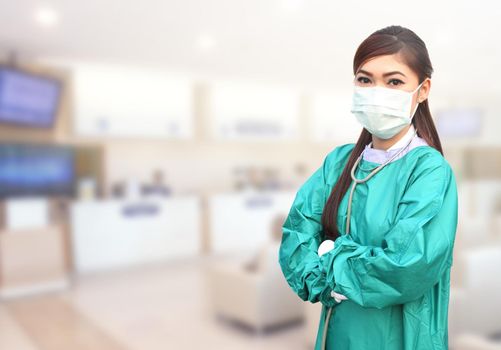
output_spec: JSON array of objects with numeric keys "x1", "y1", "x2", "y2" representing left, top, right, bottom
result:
[{"x1": 353, "y1": 53, "x2": 431, "y2": 113}]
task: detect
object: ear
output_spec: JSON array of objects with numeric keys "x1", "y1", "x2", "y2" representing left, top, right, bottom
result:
[{"x1": 418, "y1": 78, "x2": 431, "y2": 103}]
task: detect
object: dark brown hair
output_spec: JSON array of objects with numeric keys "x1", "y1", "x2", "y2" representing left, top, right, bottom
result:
[{"x1": 321, "y1": 25, "x2": 444, "y2": 241}]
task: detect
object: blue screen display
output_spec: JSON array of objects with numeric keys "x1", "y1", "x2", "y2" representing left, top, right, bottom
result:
[
  {"x1": 0, "y1": 144, "x2": 75, "y2": 197},
  {"x1": 0, "y1": 67, "x2": 62, "y2": 128}
]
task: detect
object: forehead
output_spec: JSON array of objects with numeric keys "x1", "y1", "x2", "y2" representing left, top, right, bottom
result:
[{"x1": 356, "y1": 54, "x2": 416, "y2": 78}]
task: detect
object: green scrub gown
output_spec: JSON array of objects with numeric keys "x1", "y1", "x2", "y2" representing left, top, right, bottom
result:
[{"x1": 278, "y1": 143, "x2": 458, "y2": 350}]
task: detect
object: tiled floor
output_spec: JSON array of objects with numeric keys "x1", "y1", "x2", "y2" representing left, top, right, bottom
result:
[{"x1": 1, "y1": 258, "x2": 310, "y2": 350}]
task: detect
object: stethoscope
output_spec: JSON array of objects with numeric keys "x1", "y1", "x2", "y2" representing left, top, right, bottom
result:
[{"x1": 320, "y1": 128, "x2": 418, "y2": 350}]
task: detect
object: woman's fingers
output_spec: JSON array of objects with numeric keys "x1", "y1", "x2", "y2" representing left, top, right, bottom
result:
[{"x1": 331, "y1": 291, "x2": 348, "y2": 303}]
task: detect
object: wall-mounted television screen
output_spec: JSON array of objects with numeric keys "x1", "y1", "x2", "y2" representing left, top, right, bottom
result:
[
  {"x1": 0, "y1": 143, "x2": 75, "y2": 198},
  {"x1": 0, "y1": 66, "x2": 62, "y2": 128}
]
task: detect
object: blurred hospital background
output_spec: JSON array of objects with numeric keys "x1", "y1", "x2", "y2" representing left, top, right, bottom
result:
[{"x1": 0, "y1": 1, "x2": 500, "y2": 349}]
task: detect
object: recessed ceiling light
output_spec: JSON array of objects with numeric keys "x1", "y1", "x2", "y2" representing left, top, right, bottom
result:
[
  {"x1": 279, "y1": 0, "x2": 304, "y2": 13},
  {"x1": 195, "y1": 34, "x2": 216, "y2": 51},
  {"x1": 35, "y1": 7, "x2": 59, "y2": 27}
]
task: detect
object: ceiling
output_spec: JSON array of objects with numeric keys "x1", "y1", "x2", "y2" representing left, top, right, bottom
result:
[{"x1": 0, "y1": 0, "x2": 498, "y2": 95}]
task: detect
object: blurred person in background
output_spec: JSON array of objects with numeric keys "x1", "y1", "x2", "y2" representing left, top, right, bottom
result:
[
  {"x1": 279, "y1": 25, "x2": 458, "y2": 350},
  {"x1": 141, "y1": 169, "x2": 171, "y2": 197}
]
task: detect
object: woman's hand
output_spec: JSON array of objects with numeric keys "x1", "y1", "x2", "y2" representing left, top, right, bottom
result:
[
  {"x1": 318, "y1": 239, "x2": 335, "y2": 257},
  {"x1": 331, "y1": 291, "x2": 348, "y2": 303},
  {"x1": 318, "y1": 240, "x2": 349, "y2": 303}
]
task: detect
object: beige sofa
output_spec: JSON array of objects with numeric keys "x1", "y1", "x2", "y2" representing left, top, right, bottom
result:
[
  {"x1": 206, "y1": 243, "x2": 304, "y2": 332},
  {"x1": 453, "y1": 334, "x2": 501, "y2": 350},
  {"x1": 304, "y1": 301, "x2": 322, "y2": 347},
  {"x1": 449, "y1": 245, "x2": 501, "y2": 349}
]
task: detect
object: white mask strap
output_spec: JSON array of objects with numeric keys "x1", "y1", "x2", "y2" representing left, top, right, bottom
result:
[{"x1": 413, "y1": 79, "x2": 427, "y2": 101}]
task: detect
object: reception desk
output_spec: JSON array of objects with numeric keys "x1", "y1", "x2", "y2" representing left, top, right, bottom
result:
[
  {"x1": 208, "y1": 190, "x2": 296, "y2": 255},
  {"x1": 71, "y1": 195, "x2": 201, "y2": 273}
]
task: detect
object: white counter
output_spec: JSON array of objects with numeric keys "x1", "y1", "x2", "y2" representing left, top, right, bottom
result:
[
  {"x1": 208, "y1": 190, "x2": 296, "y2": 255},
  {"x1": 70, "y1": 195, "x2": 201, "y2": 273}
]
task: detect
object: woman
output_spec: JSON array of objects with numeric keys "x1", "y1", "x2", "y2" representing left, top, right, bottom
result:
[{"x1": 278, "y1": 25, "x2": 458, "y2": 350}]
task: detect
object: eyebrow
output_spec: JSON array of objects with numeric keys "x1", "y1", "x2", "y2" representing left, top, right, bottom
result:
[{"x1": 357, "y1": 69, "x2": 407, "y2": 78}]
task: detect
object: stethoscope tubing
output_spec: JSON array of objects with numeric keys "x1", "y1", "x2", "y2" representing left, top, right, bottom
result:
[{"x1": 320, "y1": 128, "x2": 418, "y2": 350}]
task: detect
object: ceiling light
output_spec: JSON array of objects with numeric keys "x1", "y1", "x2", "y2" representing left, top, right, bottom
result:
[
  {"x1": 35, "y1": 7, "x2": 59, "y2": 27},
  {"x1": 279, "y1": 0, "x2": 304, "y2": 13},
  {"x1": 195, "y1": 34, "x2": 216, "y2": 51}
]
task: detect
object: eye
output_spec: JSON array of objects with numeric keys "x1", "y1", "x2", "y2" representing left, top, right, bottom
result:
[
  {"x1": 388, "y1": 79, "x2": 404, "y2": 86},
  {"x1": 357, "y1": 76, "x2": 371, "y2": 84}
]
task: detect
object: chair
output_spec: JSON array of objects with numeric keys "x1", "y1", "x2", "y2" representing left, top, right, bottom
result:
[
  {"x1": 449, "y1": 246, "x2": 501, "y2": 349},
  {"x1": 206, "y1": 242, "x2": 304, "y2": 332}
]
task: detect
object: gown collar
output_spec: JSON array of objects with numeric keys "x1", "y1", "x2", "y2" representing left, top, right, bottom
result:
[{"x1": 362, "y1": 125, "x2": 429, "y2": 164}]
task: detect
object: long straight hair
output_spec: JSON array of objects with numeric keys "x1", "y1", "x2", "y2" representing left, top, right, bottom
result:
[{"x1": 321, "y1": 25, "x2": 444, "y2": 241}]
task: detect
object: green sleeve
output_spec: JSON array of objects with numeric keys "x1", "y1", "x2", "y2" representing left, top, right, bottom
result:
[
  {"x1": 320, "y1": 156, "x2": 459, "y2": 309},
  {"x1": 278, "y1": 152, "x2": 338, "y2": 307}
]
